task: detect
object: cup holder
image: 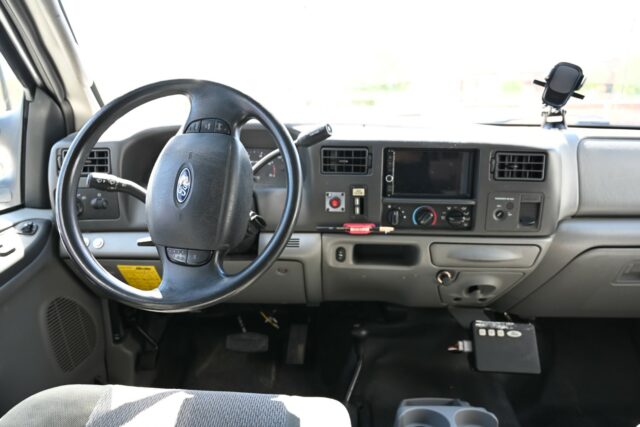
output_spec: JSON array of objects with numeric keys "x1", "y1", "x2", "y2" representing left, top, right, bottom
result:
[
  {"x1": 454, "y1": 409, "x2": 499, "y2": 427},
  {"x1": 394, "y1": 398, "x2": 498, "y2": 427},
  {"x1": 396, "y1": 408, "x2": 451, "y2": 427}
]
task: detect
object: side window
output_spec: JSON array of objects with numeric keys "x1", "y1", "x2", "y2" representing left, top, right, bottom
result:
[{"x1": 0, "y1": 54, "x2": 25, "y2": 213}]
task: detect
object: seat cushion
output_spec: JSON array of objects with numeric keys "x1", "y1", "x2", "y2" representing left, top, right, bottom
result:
[{"x1": 0, "y1": 384, "x2": 351, "y2": 427}]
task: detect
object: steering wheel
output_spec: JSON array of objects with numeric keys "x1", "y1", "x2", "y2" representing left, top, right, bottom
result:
[{"x1": 56, "y1": 80, "x2": 302, "y2": 312}]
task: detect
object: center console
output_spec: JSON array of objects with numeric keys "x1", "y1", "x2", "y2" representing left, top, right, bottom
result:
[
  {"x1": 316, "y1": 138, "x2": 559, "y2": 308},
  {"x1": 382, "y1": 148, "x2": 476, "y2": 231},
  {"x1": 371, "y1": 145, "x2": 556, "y2": 236}
]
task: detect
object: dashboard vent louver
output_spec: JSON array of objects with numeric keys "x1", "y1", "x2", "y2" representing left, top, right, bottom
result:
[
  {"x1": 286, "y1": 237, "x2": 300, "y2": 249},
  {"x1": 494, "y1": 152, "x2": 546, "y2": 181},
  {"x1": 321, "y1": 147, "x2": 370, "y2": 175},
  {"x1": 58, "y1": 148, "x2": 111, "y2": 175}
]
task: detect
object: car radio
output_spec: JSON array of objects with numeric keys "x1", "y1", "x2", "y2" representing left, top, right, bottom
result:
[
  {"x1": 384, "y1": 148, "x2": 475, "y2": 198},
  {"x1": 382, "y1": 148, "x2": 476, "y2": 230}
]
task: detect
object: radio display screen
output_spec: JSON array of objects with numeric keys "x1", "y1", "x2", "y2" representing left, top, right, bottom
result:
[{"x1": 389, "y1": 149, "x2": 474, "y2": 198}]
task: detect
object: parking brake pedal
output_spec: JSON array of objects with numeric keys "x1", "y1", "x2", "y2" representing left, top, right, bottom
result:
[{"x1": 472, "y1": 320, "x2": 541, "y2": 374}]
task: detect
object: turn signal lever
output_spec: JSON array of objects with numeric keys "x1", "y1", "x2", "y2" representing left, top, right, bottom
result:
[
  {"x1": 252, "y1": 124, "x2": 332, "y2": 174},
  {"x1": 86, "y1": 172, "x2": 147, "y2": 203}
]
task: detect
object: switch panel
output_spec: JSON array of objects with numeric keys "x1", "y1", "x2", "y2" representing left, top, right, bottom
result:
[
  {"x1": 486, "y1": 193, "x2": 543, "y2": 232},
  {"x1": 351, "y1": 186, "x2": 366, "y2": 217},
  {"x1": 76, "y1": 188, "x2": 120, "y2": 220},
  {"x1": 382, "y1": 203, "x2": 473, "y2": 230}
]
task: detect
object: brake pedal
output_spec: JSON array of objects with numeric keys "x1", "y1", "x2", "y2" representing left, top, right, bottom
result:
[
  {"x1": 226, "y1": 332, "x2": 269, "y2": 353},
  {"x1": 225, "y1": 315, "x2": 269, "y2": 353}
]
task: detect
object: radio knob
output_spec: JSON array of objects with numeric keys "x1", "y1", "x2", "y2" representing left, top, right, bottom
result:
[
  {"x1": 446, "y1": 208, "x2": 466, "y2": 227},
  {"x1": 413, "y1": 206, "x2": 437, "y2": 227},
  {"x1": 387, "y1": 208, "x2": 402, "y2": 226}
]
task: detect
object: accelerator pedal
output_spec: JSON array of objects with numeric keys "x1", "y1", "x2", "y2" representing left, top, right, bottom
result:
[{"x1": 285, "y1": 323, "x2": 308, "y2": 365}]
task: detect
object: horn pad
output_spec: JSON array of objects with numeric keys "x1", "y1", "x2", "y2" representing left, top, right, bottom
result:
[{"x1": 146, "y1": 132, "x2": 253, "y2": 251}]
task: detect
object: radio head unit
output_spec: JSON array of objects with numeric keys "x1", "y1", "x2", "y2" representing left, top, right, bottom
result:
[{"x1": 384, "y1": 148, "x2": 475, "y2": 198}]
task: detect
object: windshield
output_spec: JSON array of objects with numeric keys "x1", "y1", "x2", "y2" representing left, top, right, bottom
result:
[{"x1": 63, "y1": 0, "x2": 640, "y2": 128}]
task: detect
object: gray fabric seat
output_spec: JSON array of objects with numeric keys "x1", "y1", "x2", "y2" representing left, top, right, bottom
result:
[{"x1": 0, "y1": 384, "x2": 351, "y2": 427}]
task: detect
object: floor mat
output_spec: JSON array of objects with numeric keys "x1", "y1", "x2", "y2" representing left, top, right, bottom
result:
[
  {"x1": 153, "y1": 309, "x2": 341, "y2": 398},
  {"x1": 508, "y1": 319, "x2": 640, "y2": 427},
  {"x1": 350, "y1": 311, "x2": 520, "y2": 427},
  {"x1": 151, "y1": 306, "x2": 640, "y2": 427}
]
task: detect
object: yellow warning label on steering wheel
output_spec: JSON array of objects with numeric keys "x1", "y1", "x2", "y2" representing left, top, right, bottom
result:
[{"x1": 117, "y1": 265, "x2": 161, "y2": 290}]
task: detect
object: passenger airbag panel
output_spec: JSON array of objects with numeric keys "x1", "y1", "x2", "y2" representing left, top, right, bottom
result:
[{"x1": 577, "y1": 138, "x2": 640, "y2": 216}]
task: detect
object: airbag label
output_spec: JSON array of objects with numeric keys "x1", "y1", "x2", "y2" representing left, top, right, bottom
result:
[{"x1": 117, "y1": 265, "x2": 161, "y2": 290}]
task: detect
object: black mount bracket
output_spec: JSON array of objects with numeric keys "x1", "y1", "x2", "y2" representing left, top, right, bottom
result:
[{"x1": 534, "y1": 62, "x2": 586, "y2": 129}]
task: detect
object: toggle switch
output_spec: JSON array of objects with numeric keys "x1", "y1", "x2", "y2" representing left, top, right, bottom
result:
[{"x1": 351, "y1": 186, "x2": 366, "y2": 216}]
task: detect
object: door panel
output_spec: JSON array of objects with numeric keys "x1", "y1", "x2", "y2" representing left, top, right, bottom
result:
[
  {"x1": 0, "y1": 105, "x2": 23, "y2": 212},
  {"x1": 0, "y1": 209, "x2": 106, "y2": 415}
]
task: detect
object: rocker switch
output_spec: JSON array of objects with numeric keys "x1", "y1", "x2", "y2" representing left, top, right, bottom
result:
[{"x1": 351, "y1": 187, "x2": 366, "y2": 216}]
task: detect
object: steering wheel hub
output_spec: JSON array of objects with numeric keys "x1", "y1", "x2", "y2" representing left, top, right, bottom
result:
[{"x1": 146, "y1": 132, "x2": 253, "y2": 251}]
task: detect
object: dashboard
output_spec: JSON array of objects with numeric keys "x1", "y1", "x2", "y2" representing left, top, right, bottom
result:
[{"x1": 48, "y1": 123, "x2": 640, "y2": 317}]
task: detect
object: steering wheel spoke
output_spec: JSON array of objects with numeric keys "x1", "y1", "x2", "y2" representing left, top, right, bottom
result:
[
  {"x1": 56, "y1": 79, "x2": 302, "y2": 312},
  {"x1": 212, "y1": 249, "x2": 228, "y2": 276}
]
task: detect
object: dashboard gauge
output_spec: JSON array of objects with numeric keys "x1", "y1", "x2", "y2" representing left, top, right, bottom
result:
[{"x1": 246, "y1": 148, "x2": 287, "y2": 187}]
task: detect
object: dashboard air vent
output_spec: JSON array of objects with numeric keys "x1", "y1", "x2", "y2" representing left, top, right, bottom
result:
[
  {"x1": 58, "y1": 148, "x2": 111, "y2": 175},
  {"x1": 321, "y1": 147, "x2": 370, "y2": 175},
  {"x1": 494, "y1": 152, "x2": 546, "y2": 181}
]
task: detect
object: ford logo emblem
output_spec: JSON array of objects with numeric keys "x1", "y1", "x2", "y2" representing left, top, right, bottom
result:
[{"x1": 176, "y1": 167, "x2": 192, "y2": 204}]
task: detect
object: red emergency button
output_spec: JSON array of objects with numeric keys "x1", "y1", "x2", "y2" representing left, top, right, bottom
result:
[{"x1": 329, "y1": 197, "x2": 342, "y2": 209}]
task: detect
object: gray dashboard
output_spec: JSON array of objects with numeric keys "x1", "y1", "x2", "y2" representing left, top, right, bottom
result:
[{"x1": 49, "y1": 123, "x2": 640, "y2": 317}]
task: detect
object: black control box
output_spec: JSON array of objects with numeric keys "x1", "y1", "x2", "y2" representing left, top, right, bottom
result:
[
  {"x1": 382, "y1": 202, "x2": 473, "y2": 230},
  {"x1": 472, "y1": 320, "x2": 541, "y2": 374}
]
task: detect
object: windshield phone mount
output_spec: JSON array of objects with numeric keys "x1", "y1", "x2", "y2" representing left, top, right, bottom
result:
[{"x1": 534, "y1": 62, "x2": 585, "y2": 129}]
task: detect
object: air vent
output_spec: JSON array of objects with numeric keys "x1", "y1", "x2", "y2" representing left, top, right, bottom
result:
[
  {"x1": 286, "y1": 237, "x2": 300, "y2": 248},
  {"x1": 494, "y1": 152, "x2": 546, "y2": 181},
  {"x1": 46, "y1": 297, "x2": 97, "y2": 373},
  {"x1": 58, "y1": 148, "x2": 111, "y2": 175},
  {"x1": 321, "y1": 147, "x2": 370, "y2": 175}
]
